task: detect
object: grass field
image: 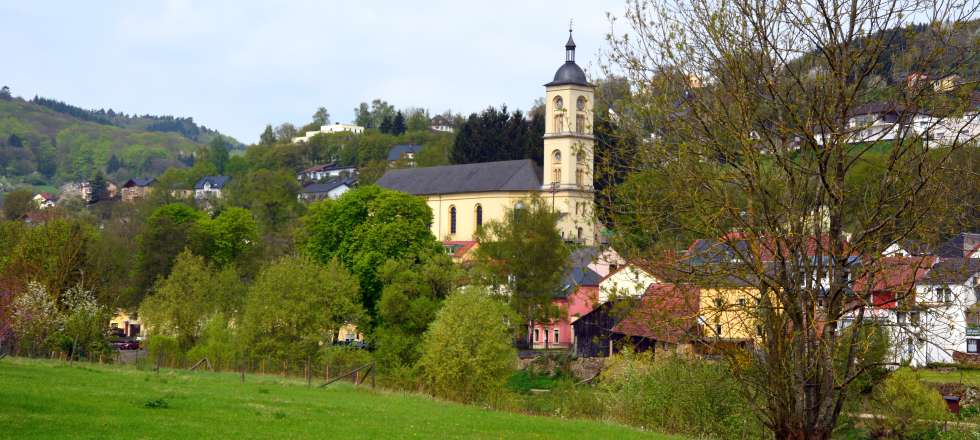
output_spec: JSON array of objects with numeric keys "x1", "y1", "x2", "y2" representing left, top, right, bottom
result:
[
  {"x1": 917, "y1": 368, "x2": 980, "y2": 387},
  {"x1": 0, "y1": 357, "x2": 676, "y2": 439}
]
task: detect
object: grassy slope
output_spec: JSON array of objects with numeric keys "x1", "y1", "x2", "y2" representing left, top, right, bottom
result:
[
  {"x1": 0, "y1": 358, "x2": 674, "y2": 439},
  {"x1": 917, "y1": 368, "x2": 980, "y2": 387}
]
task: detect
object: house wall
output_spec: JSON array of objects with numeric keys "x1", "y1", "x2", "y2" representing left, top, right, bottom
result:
[
  {"x1": 528, "y1": 285, "x2": 600, "y2": 349},
  {"x1": 894, "y1": 280, "x2": 979, "y2": 366},
  {"x1": 699, "y1": 287, "x2": 761, "y2": 341},
  {"x1": 598, "y1": 266, "x2": 658, "y2": 303}
]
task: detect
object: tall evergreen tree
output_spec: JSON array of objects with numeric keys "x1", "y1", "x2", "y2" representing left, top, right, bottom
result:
[
  {"x1": 451, "y1": 106, "x2": 543, "y2": 165},
  {"x1": 106, "y1": 154, "x2": 121, "y2": 174},
  {"x1": 259, "y1": 124, "x2": 277, "y2": 145},
  {"x1": 379, "y1": 116, "x2": 393, "y2": 134},
  {"x1": 392, "y1": 111, "x2": 406, "y2": 135},
  {"x1": 312, "y1": 107, "x2": 331, "y2": 126},
  {"x1": 89, "y1": 172, "x2": 109, "y2": 203}
]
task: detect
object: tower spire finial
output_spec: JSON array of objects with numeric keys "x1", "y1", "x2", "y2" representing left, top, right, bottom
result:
[{"x1": 565, "y1": 20, "x2": 576, "y2": 62}]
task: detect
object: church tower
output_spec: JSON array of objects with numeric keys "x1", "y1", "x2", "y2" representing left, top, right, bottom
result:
[
  {"x1": 542, "y1": 28, "x2": 594, "y2": 191},
  {"x1": 541, "y1": 27, "x2": 596, "y2": 244}
]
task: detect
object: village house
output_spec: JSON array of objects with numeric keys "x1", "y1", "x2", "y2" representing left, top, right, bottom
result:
[
  {"x1": 598, "y1": 263, "x2": 660, "y2": 303},
  {"x1": 32, "y1": 192, "x2": 56, "y2": 209},
  {"x1": 291, "y1": 122, "x2": 364, "y2": 144},
  {"x1": 194, "y1": 175, "x2": 230, "y2": 201},
  {"x1": 297, "y1": 163, "x2": 357, "y2": 182},
  {"x1": 109, "y1": 309, "x2": 143, "y2": 339},
  {"x1": 430, "y1": 115, "x2": 454, "y2": 133},
  {"x1": 298, "y1": 179, "x2": 355, "y2": 202},
  {"x1": 377, "y1": 30, "x2": 598, "y2": 245},
  {"x1": 442, "y1": 240, "x2": 478, "y2": 264},
  {"x1": 909, "y1": 258, "x2": 980, "y2": 366},
  {"x1": 572, "y1": 283, "x2": 700, "y2": 357},
  {"x1": 121, "y1": 178, "x2": 155, "y2": 202},
  {"x1": 528, "y1": 266, "x2": 602, "y2": 350},
  {"x1": 386, "y1": 144, "x2": 422, "y2": 167}
]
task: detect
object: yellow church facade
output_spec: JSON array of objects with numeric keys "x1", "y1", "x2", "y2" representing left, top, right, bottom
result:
[{"x1": 378, "y1": 30, "x2": 598, "y2": 244}]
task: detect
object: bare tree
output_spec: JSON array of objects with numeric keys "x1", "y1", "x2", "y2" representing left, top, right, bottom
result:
[{"x1": 602, "y1": 0, "x2": 978, "y2": 437}]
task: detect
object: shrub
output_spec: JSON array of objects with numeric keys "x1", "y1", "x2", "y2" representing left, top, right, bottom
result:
[
  {"x1": 145, "y1": 335, "x2": 182, "y2": 368},
  {"x1": 867, "y1": 368, "x2": 949, "y2": 438},
  {"x1": 598, "y1": 350, "x2": 761, "y2": 438},
  {"x1": 320, "y1": 346, "x2": 373, "y2": 379},
  {"x1": 418, "y1": 288, "x2": 517, "y2": 403}
]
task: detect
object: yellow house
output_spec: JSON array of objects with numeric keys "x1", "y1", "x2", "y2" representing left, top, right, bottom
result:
[
  {"x1": 377, "y1": 29, "x2": 597, "y2": 244},
  {"x1": 109, "y1": 309, "x2": 143, "y2": 338},
  {"x1": 698, "y1": 286, "x2": 762, "y2": 343}
]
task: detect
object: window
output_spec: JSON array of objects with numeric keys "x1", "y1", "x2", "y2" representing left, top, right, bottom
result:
[
  {"x1": 552, "y1": 168, "x2": 561, "y2": 183},
  {"x1": 910, "y1": 311, "x2": 920, "y2": 325},
  {"x1": 577, "y1": 227, "x2": 583, "y2": 241},
  {"x1": 968, "y1": 339, "x2": 979, "y2": 353},
  {"x1": 896, "y1": 312, "x2": 907, "y2": 325},
  {"x1": 554, "y1": 114, "x2": 565, "y2": 132},
  {"x1": 552, "y1": 150, "x2": 562, "y2": 163},
  {"x1": 576, "y1": 96, "x2": 587, "y2": 111},
  {"x1": 533, "y1": 328, "x2": 540, "y2": 342},
  {"x1": 475, "y1": 204, "x2": 483, "y2": 229},
  {"x1": 449, "y1": 206, "x2": 456, "y2": 235},
  {"x1": 738, "y1": 298, "x2": 747, "y2": 306},
  {"x1": 715, "y1": 324, "x2": 723, "y2": 336},
  {"x1": 936, "y1": 287, "x2": 953, "y2": 303},
  {"x1": 575, "y1": 114, "x2": 586, "y2": 133},
  {"x1": 553, "y1": 328, "x2": 559, "y2": 343},
  {"x1": 575, "y1": 167, "x2": 583, "y2": 186},
  {"x1": 714, "y1": 298, "x2": 725, "y2": 308},
  {"x1": 553, "y1": 95, "x2": 564, "y2": 110}
]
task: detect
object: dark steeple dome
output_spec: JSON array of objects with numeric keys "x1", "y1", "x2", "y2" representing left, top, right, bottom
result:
[{"x1": 546, "y1": 27, "x2": 589, "y2": 87}]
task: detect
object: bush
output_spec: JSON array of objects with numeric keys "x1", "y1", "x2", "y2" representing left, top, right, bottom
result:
[
  {"x1": 320, "y1": 346, "x2": 373, "y2": 379},
  {"x1": 598, "y1": 350, "x2": 761, "y2": 438},
  {"x1": 867, "y1": 368, "x2": 949, "y2": 438},
  {"x1": 145, "y1": 335, "x2": 182, "y2": 368},
  {"x1": 418, "y1": 288, "x2": 517, "y2": 403}
]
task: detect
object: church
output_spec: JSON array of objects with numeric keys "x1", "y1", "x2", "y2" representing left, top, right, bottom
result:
[{"x1": 377, "y1": 30, "x2": 598, "y2": 245}]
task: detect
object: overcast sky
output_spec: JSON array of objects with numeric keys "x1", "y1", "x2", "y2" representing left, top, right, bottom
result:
[{"x1": 0, "y1": 0, "x2": 628, "y2": 143}]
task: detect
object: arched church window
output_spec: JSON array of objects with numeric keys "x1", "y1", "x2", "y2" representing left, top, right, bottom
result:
[
  {"x1": 576, "y1": 167, "x2": 584, "y2": 186},
  {"x1": 553, "y1": 150, "x2": 562, "y2": 163},
  {"x1": 552, "y1": 168, "x2": 561, "y2": 183},
  {"x1": 475, "y1": 204, "x2": 483, "y2": 229},
  {"x1": 449, "y1": 206, "x2": 457, "y2": 235},
  {"x1": 553, "y1": 96, "x2": 564, "y2": 110},
  {"x1": 554, "y1": 114, "x2": 565, "y2": 132},
  {"x1": 575, "y1": 114, "x2": 586, "y2": 133},
  {"x1": 576, "y1": 96, "x2": 587, "y2": 111}
]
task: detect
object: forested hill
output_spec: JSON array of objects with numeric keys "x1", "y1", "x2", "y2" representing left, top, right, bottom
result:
[{"x1": 0, "y1": 92, "x2": 237, "y2": 189}]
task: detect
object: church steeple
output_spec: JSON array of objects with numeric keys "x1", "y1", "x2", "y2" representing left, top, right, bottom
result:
[{"x1": 565, "y1": 23, "x2": 576, "y2": 62}]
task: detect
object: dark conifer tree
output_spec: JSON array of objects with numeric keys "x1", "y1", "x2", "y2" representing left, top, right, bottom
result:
[
  {"x1": 106, "y1": 154, "x2": 121, "y2": 174},
  {"x1": 392, "y1": 111, "x2": 406, "y2": 135},
  {"x1": 379, "y1": 116, "x2": 393, "y2": 134}
]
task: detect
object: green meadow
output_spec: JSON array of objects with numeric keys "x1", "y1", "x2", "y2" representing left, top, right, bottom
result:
[{"x1": 0, "y1": 357, "x2": 676, "y2": 439}]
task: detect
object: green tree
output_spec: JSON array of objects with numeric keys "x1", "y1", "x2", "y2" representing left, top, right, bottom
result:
[
  {"x1": 474, "y1": 195, "x2": 569, "y2": 344},
  {"x1": 241, "y1": 256, "x2": 364, "y2": 364},
  {"x1": 225, "y1": 169, "x2": 302, "y2": 230},
  {"x1": 10, "y1": 281, "x2": 60, "y2": 356},
  {"x1": 205, "y1": 137, "x2": 230, "y2": 174},
  {"x1": 379, "y1": 116, "x2": 392, "y2": 134},
  {"x1": 60, "y1": 284, "x2": 109, "y2": 361},
  {"x1": 3, "y1": 188, "x2": 35, "y2": 220},
  {"x1": 419, "y1": 288, "x2": 517, "y2": 403},
  {"x1": 867, "y1": 369, "x2": 949, "y2": 438},
  {"x1": 451, "y1": 106, "x2": 542, "y2": 165},
  {"x1": 302, "y1": 185, "x2": 442, "y2": 317},
  {"x1": 192, "y1": 207, "x2": 259, "y2": 267},
  {"x1": 274, "y1": 123, "x2": 298, "y2": 143},
  {"x1": 374, "y1": 254, "x2": 462, "y2": 369},
  {"x1": 259, "y1": 124, "x2": 276, "y2": 146},
  {"x1": 391, "y1": 111, "x2": 406, "y2": 135},
  {"x1": 105, "y1": 154, "x2": 121, "y2": 174},
  {"x1": 354, "y1": 102, "x2": 372, "y2": 128},
  {"x1": 404, "y1": 108, "x2": 431, "y2": 132},
  {"x1": 134, "y1": 203, "x2": 205, "y2": 299},
  {"x1": 312, "y1": 107, "x2": 331, "y2": 126},
  {"x1": 89, "y1": 171, "x2": 109, "y2": 202},
  {"x1": 140, "y1": 250, "x2": 243, "y2": 351},
  {"x1": 0, "y1": 85, "x2": 11, "y2": 100}
]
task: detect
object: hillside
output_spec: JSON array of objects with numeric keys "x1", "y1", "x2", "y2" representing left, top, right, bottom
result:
[{"x1": 0, "y1": 94, "x2": 237, "y2": 190}]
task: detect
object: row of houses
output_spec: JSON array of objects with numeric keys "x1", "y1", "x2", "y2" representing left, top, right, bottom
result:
[{"x1": 491, "y1": 232, "x2": 980, "y2": 367}]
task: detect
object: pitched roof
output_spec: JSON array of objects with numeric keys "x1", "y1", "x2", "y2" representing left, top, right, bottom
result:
[
  {"x1": 387, "y1": 144, "x2": 423, "y2": 161},
  {"x1": 442, "y1": 240, "x2": 478, "y2": 259},
  {"x1": 921, "y1": 258, "x2": 980, "y2": 285},
  {"x1": 301, "y1": 179, "x2": 355, "y2": 194},
  {"x1": 936, "y1": 232, "x2": 980, "y2": 258},
  {"x1": 301, "y1": 163, "x2": 356, "y2": 174},
  {"x1": 431, "y1": 115, "x2": 452, "y2": 126},
  {"x1": 123, "y1": 177, "x2": 155, "y2": 188},
  {"x1": 376, "y1": 159, "x2": 543, "y2": 196},
  {"x1": 611, "y1": 284, "x2": 701, "y2": 344},
  {"x1": 556, "y1": 267, "x2": 603, "y2": 298},
  {"x1": 853, "y1": 256, "x2": 937, "y2": 293},
  {"x1": 194, "y1": 175, "x2": 230, "y2": 190}
]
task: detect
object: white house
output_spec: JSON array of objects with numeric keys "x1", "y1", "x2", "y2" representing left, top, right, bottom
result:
[
  {"x1": 194, "y1": 175, "x2": 230, "y2": 202},
  {"x1": 292, "y1": 123, "x2": 364, "y2": 143},
  {"x1": 900, "y1": 258, "x2": 980, "y2": 366},
  {"x1": 430, "y1": 115, "x2": 454, "y2": 133},
  {"x1": 598, "y1": 263, "x2": 660, "y2": 304},
  {"x1": 298, "y1": 179, "x2": 355, "y2": 202},
  {"x1": 297, "y1": 163, "x2": 357, "y2": 182}
]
